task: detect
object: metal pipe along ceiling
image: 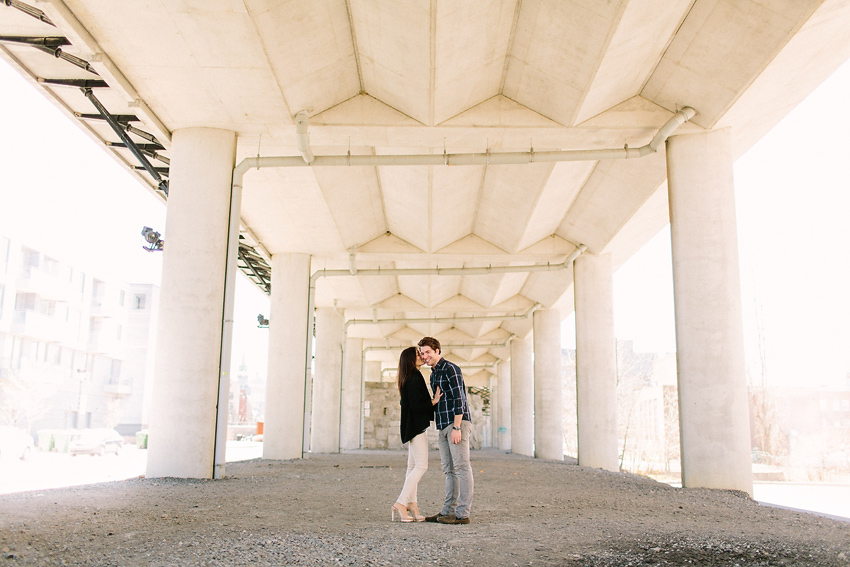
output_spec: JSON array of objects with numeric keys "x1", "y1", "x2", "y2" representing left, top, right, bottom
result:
[
  {"x1": 233, "y1": 107, "x2": 696, "y2": 179},
  {"x1": 362, "y1": 335, "x2": 515, "y2": 353},
  {"x1": 344, "y1": 303, "x2": 541, "y2": 329}
]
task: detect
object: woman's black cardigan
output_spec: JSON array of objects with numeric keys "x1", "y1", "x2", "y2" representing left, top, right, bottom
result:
[{"x1": 399, "y1": 369, "x2": 434, "y2": 444}]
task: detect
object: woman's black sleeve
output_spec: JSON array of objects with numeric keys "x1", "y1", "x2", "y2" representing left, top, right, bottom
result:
[{"x1": 410, "y1": 373, "x2": 434, "y2": 416}]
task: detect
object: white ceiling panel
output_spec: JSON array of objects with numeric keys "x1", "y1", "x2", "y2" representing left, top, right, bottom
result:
[
  {"x1": 473, "y1": 163, "x2": 554, "y2": 253},
  {"x1": 432, "y1": 0, "x2": 517, "y2": 124},
  {"x1": 6, "y1": 0, "x2": 849, "y2": 361}
]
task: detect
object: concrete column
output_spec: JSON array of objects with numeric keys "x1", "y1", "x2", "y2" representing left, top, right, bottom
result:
[
  {"x1": 340, "y1": 337, "x2": 363, "y2": 450},
  {"x1": 574, "y1": 253, "x2": 619, "y2": 471},
  {"x1": 263, "y1": 253, "x2": 311, "y2": 460},
  {"x1": 510, "y1": 338, "x2": 533, "y2": 456},
  {"x1": 310, "y1": 307, "x2": 344, "y2": 453},
  {"x1": 487, "y1": 374, "x2": 497, "y2": 448},
  {"x1": 667, "y1": 128, "x2": 752, "y2": 495},
  {"x1": 497, "y1": 360, "x2": 512, "y2": 450},
  {"x1": 533, "y1": 309, "x2": 563, "y2": 460},
  {"x1": 147, "y1": 128, "x2": 236, "y2": 479}
]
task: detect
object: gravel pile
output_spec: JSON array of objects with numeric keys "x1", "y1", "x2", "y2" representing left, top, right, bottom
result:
[{"x1": 1, "y1": 450, "x2": 847, "y2": 566}]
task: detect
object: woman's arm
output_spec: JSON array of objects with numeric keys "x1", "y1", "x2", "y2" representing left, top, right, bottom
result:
[{"x1": 409, "y1": 375, "x2": 439, "y2": 414}]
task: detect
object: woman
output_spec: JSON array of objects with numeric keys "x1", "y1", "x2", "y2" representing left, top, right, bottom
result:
[{"x1": 392, "y1": 346, "x2": 442, "y2": 522}]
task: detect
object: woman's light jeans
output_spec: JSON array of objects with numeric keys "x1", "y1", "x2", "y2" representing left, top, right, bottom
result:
[{"x1": 396, "y1": 432, "x2": 428, "y2": 505}]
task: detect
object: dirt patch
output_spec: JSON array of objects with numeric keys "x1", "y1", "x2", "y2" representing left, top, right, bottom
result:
[{"x1": 1, "y1": 450, "x2": 847, "y2": 566}]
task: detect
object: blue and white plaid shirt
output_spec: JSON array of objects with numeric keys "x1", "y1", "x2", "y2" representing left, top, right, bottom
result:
[{"x1": 429, "y1": 356, "x2": 471, "y2": 431}]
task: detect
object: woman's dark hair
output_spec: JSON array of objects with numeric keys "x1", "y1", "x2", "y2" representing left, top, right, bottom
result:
[{"x1": 397, "y1": 346, "x2": 418, "y2": 395}]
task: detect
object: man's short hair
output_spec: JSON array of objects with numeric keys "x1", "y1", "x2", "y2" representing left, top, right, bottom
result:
[{"x1": 418, "y1": 336, "x2": 441, "y2": 353}]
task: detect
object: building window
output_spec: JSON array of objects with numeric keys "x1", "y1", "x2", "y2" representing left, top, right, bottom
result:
[
  {"x1": 20, "y1": 248, "x2": 39, "y2": 277},
  {"x1": 110, "y1": 359, "x2": 122, "y2": 384},
  {"x1": 133, "y1": 294, "x2": 146, "y2": 310},
  {"x1": 119, "y1": 290, "x2": 125, "y2": 306},
  {"x1": 91, "y1": 280, "x2": 105, "y2": 307},
  {"x1": 48, "y1": 343, "x2": 61, "y2": 365}
]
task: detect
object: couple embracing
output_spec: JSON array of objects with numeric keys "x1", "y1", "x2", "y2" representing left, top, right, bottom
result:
[{"x1": 391, "y1": 337, "x2": 474, "y2": 525}]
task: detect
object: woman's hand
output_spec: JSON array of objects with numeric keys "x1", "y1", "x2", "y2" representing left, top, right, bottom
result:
[{"x1": 432, "y1": 386, "x2": 443, "y2": 405}]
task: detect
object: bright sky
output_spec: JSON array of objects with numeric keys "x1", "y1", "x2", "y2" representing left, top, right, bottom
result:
[
  {"x1": 2, "y1": 56, "x2": 848, "y2": 390},
  {"x1": 591, "y1": 57, "x2": 850, "y2": 389}
]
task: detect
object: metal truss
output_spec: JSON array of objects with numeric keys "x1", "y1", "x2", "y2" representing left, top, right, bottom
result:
[
  {"x1": 2, "y1": 0, "x2": 274, "y2": 296},
  {"x1": 238, "y1": 240, "x2": 271, "y2": 294}
]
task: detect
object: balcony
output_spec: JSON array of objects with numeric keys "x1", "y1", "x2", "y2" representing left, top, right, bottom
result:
[
  {"x1": 16, "y1": 268, "x2": 75, "y2": 302},
  {"x1": 89, "y1": 301, "x2": 121, "y2": 318},
  {"x1": 11, "y1": 310, "x2": 71, "y2": 343},
  {"x1": 103, "y1": 382, "x2": 133, "y2": 396},
  {"x1": 87, "y1": 333, "x2": 124, "y2": 358}
]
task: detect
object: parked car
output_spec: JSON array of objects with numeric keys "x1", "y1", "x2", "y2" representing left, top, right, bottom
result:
[
  {"x1": 0, "y1": 426, "x2": 34, "y2": 460},
  {"x1": 68, "y1": 429, "x2": 123, "y2": 456}
]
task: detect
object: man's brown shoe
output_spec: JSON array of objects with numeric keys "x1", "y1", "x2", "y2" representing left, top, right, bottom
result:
[
  {"x1": 425, "y1": 513, "x2": 454, "y2": 523},
  {"x1": 437, "y1": 515, "x2": 470, "y2": 525}
]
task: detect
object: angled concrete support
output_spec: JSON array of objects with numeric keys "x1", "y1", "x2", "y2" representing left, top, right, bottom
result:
[
  {"x1": 497, "y1": 360, "x2": 512, "y2": 451},
  {"x1": 667, "y1": 128, "x2": 752, "y2": 496},
  {"x1": 533, "y1": 309, "x2": 563, "y2": 460},
  {"x1": 311, "y1": 307, "x2": 344, "y2": 453},
  {"x1": 263, "y1": 253, "x2": 311, "y2": 460},
  {"x1": 146, "y1": 128, "x2": 236, "y2": 479},
  {"x1": 341, "y1": 337, "x2": 363, "y2": 450},
  {"x1": 574, "y1": 253, "x2": 618, "y2": 471},
  {"x1": 510, "y1": 337, "x2": 533, "y2": 457}
]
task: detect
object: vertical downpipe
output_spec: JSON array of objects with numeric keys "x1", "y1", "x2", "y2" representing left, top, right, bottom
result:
[{"x1": 214, "y1": 179, "x2": 242, "y2": 478}]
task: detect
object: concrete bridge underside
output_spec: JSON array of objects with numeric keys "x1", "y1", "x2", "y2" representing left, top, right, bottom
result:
[{"x1": 4, "y1": 0, "x2": 850, "y2": 495}]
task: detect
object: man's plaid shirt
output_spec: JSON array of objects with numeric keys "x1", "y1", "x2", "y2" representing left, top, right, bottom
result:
[{"x1": 429, "y1": 356, "x2": 471, "y2": 431}]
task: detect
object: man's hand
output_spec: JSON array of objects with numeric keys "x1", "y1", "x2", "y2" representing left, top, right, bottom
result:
[{"x1": 451, "y1": 428, "x2": 462, "y2": 444}]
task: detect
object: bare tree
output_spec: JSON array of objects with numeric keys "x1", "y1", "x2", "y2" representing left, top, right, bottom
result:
[
  {"x1": 0, "y1": 371, "x2": 52, "y2": 434},
  {"x1": 104, "y1": 397, "x2": 123, "y2": 430},
  {"x1": 616, "y1": 341, "x2": 655, "y2": 472},
  {"x1": 662, "y1": 385, "x2": 680, "y2": 474},
  {"x1": 747, "y1": 292, "x2": 787, "y2": 461},
  {"x1": 562, "y1": 348, "x2": 578, "y2": 458}
]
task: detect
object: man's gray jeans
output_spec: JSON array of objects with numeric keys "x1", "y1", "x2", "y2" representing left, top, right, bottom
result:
[{"x1": 437, "y1": 421, "x2": 474, "y2": 518}]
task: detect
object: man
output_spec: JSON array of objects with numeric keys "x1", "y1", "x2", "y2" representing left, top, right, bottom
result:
[{"x1": 418, "y1": 336, "x2": 473, "y2": 524}]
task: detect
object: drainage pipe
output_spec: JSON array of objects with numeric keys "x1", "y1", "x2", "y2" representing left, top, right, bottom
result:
[
  {"x1": 304, "y1": 245, "x2": 586, "y2": 430},
  {"x1": 229, "y1": 107, "x2": 695, "y2": 452},
  {"x1": 295, "y1": 110, "x2": 315, "y2": 165},
  {"x1": 233, "y1": 107, "x2": 695, "y2": 174},
  {"x1": 362, "y1": 334, "x2": 516, "y2": 354},
  {"x1": 381, "y1": 360, "x2": 500, "y2": 376},
  {"x1": 344, "y1": 303, "x2": 541, "y2": 330}
]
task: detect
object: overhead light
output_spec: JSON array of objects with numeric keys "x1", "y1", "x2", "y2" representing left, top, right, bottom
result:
[
  {"x1": 141, "y1": 226, "x2": 164, "y2": 252},
  {"x1": 257, "y1": 314, "x2": 269, "y2": 328}
]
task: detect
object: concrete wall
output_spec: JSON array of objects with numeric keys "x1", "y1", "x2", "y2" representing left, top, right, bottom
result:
[{"x1": 361, "y1": 381, "x2": 488, "y2": 450}]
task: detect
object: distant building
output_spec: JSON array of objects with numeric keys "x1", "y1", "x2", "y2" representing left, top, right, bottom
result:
[{"x1": 0, "y1": 234, "x2": 158, "y2": 436}]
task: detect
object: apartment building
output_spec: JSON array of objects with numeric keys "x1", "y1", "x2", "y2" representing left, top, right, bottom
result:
[{"x1": 0, "y1": 234, "x2": 157, "y2": 435}]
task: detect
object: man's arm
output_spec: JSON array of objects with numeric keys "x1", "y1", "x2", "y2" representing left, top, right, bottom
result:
[
  {"x1": 444, "y1": 363, "x2": 465, "y2": 417},
  {"x1": 445, "y1": 363, "x2": 465, "y2": 443}
]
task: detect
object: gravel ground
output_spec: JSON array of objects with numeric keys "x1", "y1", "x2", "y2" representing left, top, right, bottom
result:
[{"x1": 1, "y1": 449, "x2": 848, "y2": 566}]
